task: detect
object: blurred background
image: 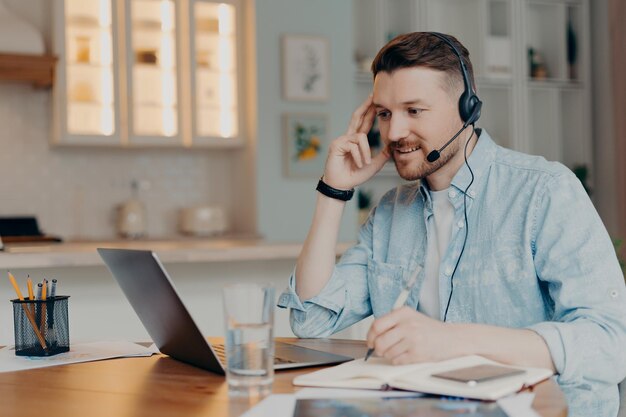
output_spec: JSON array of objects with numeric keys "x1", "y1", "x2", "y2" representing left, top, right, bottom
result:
[{"x1": 0, "y1": 0, "x2": 623, "y2": 343}]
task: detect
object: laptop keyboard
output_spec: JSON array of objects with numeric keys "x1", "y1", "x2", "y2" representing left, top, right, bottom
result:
[{"x1": 212, "y1": 343, "x2": 297, "y2": 365}]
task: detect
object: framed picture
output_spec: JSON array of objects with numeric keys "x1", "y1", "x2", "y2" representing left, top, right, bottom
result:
[
  {"x1": 283, "y1": 113, "x2": 328, "y2": 177},
  {"x1": 282, "y1": 35, "x2": 329, "y2": 101}
]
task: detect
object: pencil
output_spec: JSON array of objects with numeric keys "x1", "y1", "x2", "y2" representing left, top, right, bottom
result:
[
  {"x1": 8, "y1": 271, "x2": 24, "y2": 300},
  {"x1": 26, "y1": 276, "x2": 34, "y2": 300},
  {"x1": 40, "y1": 280, "x2": 48, "y2": 336},
  {"x1": 41, "y1": 279, "x2": 47, "y2": 301},
  {"x1": 7, "y1": 272, "x2": 48, "y2": 351},
  {"x1": 26, "y1": 276, "x2": 35, "y2": 316}
]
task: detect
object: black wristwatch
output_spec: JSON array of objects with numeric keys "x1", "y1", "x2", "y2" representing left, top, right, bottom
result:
[{"x1": 316, "y1": 177, "x2": 354, "y2": 201}]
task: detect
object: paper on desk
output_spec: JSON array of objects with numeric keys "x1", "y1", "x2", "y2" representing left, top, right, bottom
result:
[
  {"x1": 243, "y1": 389, "x2": 538, "y2": 417},
  {"x1": 497, "y1": 393, "x2": 540, "y2": 417},
  {"x1": 0, "y1": 340, "x2": 158, "y2": 373},
  {"x1": 241, "y1": 394, "x2": 295, "y2": 417}
]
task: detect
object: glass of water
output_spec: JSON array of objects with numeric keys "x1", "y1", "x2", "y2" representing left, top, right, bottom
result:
[{"x1": 222, "y1": 283, "x2": 275, "y2": 397}]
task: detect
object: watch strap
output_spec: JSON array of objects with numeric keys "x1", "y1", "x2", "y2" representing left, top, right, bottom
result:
[{"x1": 316, "y1": 177, "x2": 354, "y2": 201}]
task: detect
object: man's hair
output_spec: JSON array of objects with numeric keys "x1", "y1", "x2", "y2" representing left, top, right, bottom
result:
[{"x1": 371, "y1": 32, "x2": 475, "y2": 97}]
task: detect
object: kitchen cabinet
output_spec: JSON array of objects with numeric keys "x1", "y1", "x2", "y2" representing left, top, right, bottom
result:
[{"x1": 52, "y1": 0, "x2": 244, "y2": 148}]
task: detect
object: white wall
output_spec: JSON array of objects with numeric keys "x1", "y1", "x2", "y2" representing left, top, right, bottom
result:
[
  {"x1": 2, "y1": 0, "x2": 52, "y2": 51},
  {"x1": 254, "y1": 0, "x2": 360, "y2": 242}
]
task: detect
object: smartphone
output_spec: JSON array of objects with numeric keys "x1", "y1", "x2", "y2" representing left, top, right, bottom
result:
[{"x1": 431, "y1": 364, "x2": 526, "y2": 386}]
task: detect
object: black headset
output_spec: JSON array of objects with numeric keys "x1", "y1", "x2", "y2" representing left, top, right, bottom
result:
[
  {"x1": 430, "y1": 32, "x2": 482, "y2": 126},
  {"x1": 425, "y1": 33, "x2": 483, "y2": 163}
]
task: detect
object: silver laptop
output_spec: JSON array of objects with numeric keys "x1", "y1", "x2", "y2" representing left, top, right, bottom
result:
[{"x1": 98, "y1": 248, "x2": 353, "y2": 375}]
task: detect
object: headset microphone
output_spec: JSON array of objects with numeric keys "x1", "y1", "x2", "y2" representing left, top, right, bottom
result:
[
  {"x1": 426, "y1": 123, "x2": 468, "y2": 163},
  {"x1": 425, "y1": 101, "x2": 482, "y2": 163}
]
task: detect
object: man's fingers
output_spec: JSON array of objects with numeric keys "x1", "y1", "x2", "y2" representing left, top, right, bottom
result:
[
  {"x1": 357, "y1": 145, "x2": 390, "y2": 178},
  {"x1": 337, "y1": 133, "x2": 374, "y2": 169},
  {"x1": 348, "y1": 143, "x2": 363, "y2": 168},
  {"x1": 391, "y1": 351, "x2": 413, "y2": 366},
  {"x1": 347, "y1": 95, "x2": 373, "y2": 135},
  {"x1": 367, "y1": 307, "x2": 414, "y2": 348},
  {"x1": 383, "y1": 337, "x2": 412, "y2": 362},
  {"x1": 367, "y1": 312, "x2": 400, "y2": 348},
  {"x1": 356, "y1": 105, "x2": 377, "y2": 136},
  {"x1": 373, "y1": 326, "x2": 405, "y2": 358},
  {"x1": 355, "y1": 133, "x2": 372, "y2": 164}
]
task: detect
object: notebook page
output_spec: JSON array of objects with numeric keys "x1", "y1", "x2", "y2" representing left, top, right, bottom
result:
[{"x1": 293, "y1": 357, "x2": 433, "y2": 389}]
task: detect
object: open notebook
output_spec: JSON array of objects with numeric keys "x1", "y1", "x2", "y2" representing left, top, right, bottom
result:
[{"x1": 293, "y1": 355, "x2": 554, "y2": 401}]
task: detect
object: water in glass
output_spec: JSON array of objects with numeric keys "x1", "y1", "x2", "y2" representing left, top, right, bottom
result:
[{"x1": 225, "y1": 321, "x2": 274, "y2": 396}]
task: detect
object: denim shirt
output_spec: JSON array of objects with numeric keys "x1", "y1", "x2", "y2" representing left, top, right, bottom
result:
[{"x1": 278, "y1": 130, "x2": 626, "y2": 417}]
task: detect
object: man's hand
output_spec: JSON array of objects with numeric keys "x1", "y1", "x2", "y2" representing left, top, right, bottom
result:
[
  {"x1": 323, "y1": 95, "x2": 390, "y2": 190},
  {"x1": 366, "y1": 307, "x2": 461, "y2": 365},
  {"x1": 366, "y1": 307, "x2": 557, "y2": 371}
]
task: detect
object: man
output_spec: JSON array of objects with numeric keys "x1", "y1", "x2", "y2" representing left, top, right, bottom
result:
[{"x1": 277, "y1": 32, "x2": 626, "y2": 417}]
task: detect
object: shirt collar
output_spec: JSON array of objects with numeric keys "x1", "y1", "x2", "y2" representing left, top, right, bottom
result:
[{"x1": 450, "y1": 128, "x2": 497, "y2": 198}]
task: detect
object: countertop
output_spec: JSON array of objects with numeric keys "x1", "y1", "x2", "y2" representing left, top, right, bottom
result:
[{"x1": 0, "y1": 237, "x2": 353, "y2": 269}]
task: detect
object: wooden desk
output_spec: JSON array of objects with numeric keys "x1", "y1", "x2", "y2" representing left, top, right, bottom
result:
[{"x1": 0, "y1": 338, "x2": 567, "y2": 417}]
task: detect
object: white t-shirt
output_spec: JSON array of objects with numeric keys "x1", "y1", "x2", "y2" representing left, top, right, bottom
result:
[{"x1": 418, "y1": 188, "x2": 455, "y2": 320}]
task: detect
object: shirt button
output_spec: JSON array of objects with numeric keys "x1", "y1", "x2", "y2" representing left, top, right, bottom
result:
[
  {"x1": 469, "y1": 190, "x2": 476, "y2": 197},
  {"x1": 610, "y1": 289, "x2": 619, "y2": 299},
  {"x1": 448, "y1": 190, "x2": 457, "y2": 198},
  {"x1": 444, "y1": 267, "x2": 453, "y2": 276},
  {"x1": 457, "y1": 221, "x2": 465, "y2": 228}
]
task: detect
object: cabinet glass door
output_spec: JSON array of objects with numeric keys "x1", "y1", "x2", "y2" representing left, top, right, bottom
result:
[
  {"x1": 128, "y1": 0, "x2": 181, "y2": 142},
  {"x1": 191, "y1": 0, "x2": 239, "y2": 144},
  {"x1": 64, "y1": 0, "x2": 117, "y2": 138}
]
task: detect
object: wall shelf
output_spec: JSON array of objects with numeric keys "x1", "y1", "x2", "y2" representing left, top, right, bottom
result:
[{"x1": 0, "y1": 53, "x2": 57, "y2": 88}]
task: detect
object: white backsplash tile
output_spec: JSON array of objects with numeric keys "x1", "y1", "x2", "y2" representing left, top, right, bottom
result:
[{"x1": 0, "y1": 84, "x2": 234, "y2": 240}]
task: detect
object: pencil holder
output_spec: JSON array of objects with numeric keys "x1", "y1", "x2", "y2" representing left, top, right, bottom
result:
[{"x1": 11, "y1": 296, "x2": 70, "y2": 356}]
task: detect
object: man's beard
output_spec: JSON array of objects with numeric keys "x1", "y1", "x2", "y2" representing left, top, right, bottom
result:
[{"x1": 391, "y1": 139, "x2": 460, "y2": 181}]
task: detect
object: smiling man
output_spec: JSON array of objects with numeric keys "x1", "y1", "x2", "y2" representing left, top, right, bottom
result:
[{"x1": 277, "y1": 32, "x2": 626, "y2": 417}]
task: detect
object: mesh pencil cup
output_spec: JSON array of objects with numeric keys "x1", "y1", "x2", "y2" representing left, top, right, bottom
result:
[{"x1": 11, "y1": 296, "x2": 70, "y2": 356}]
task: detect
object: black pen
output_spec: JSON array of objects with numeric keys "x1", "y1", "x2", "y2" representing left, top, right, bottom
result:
[
  {"x1": 364, "y1": 265, "x2": 421, "y2": 361},
  {"x1": 50, "y1": 278, "x2": 57, "y2": 298},
  {"x1": 48, "y1": 279, "x2": 58, "y2": 346}
]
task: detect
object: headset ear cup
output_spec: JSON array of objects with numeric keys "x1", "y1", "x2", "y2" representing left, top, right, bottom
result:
[
  {"x1": 458, "y1": 90, "x2": 472, "y2": 123},
  {"x1": 467, "y1": 97, "x2": 482, "y2": 125},
  {"x1": 459, "y1": 93, "x2": 482, "y2": 125}
]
